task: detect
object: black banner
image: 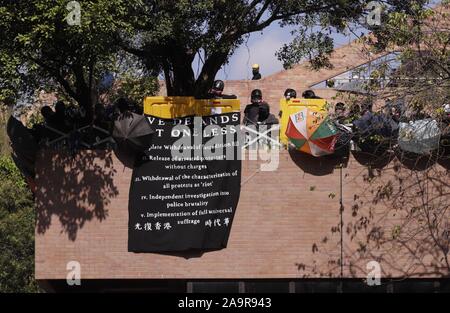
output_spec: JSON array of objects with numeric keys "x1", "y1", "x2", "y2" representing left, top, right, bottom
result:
[{"x1": 128, "y1": 112, "x2": 242, "y2": 252}]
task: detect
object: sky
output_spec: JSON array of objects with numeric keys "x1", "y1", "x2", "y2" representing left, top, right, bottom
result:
[
  {"x1": 212, "y1": 23, "x2": 362, "y2": 81},
  {"x1": 208, "y1": 0, "x2": 442, "y2": 81}
]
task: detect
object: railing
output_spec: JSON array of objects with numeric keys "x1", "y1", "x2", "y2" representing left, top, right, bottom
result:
[{"x1": 39, "y1": 124, "x2": 115, "y2": 150}]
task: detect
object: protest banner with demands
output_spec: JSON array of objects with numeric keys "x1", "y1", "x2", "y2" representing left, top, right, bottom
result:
[{"x1": 128, "y1": 112, "x2": 242, "y2": 252}]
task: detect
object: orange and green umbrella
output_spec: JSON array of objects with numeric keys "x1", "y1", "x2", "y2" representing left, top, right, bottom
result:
[{"x1": 286, "y1": 108, "x2": 338, "y2": 157}]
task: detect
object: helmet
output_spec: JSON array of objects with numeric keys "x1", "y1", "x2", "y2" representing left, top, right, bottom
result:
[
  {"x1": 212, "y1": 80, "x2": 225, "y2": 92},
  {"x1": 54, "y1": 101, "x2": 66, "y2": 114},
  {"x1": 252, "y1": 64, "x2": 260, "y2": 70},
  {"x1": 40, "y1": 106, "x2": 54, "y2": 120},
  {"x1": 302, "y1": 90, "x2": 317, "y2": 99},
  {"x1": 284, "y1": 88, "x2": 297, "y2": 100},
  {"x1": 335, "y1": 102, "x2": 345, "y2": 111},
  {"x1": 443, "y1": 103, "x2": 450, "y2": 114},
  {"x1": 251, "y1": 89, "x2": 263, "y2": 102},
  {"x1": 116, "y1": 97, "x2": 130, "y2": 113}
]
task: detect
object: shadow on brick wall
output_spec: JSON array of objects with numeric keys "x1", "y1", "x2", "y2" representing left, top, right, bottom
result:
[
  {"x1": 351, "y1": 150, "x2": 393, "y2": 170},
  {"x1": 288, "y1": 148, "x2": 349, "y2": 176},
  {"x1": 395, "y1": 151, "x2": 438, "y2": 172},
  {"x1": 35, "y1": 150, "x2": 119, "y2": 241},
  {"x1": 437, "y1": 144, "x2": 450, "y2": 170},
  {"x1": 438, "y1": 157, "x2": 450, "y2": 170}
]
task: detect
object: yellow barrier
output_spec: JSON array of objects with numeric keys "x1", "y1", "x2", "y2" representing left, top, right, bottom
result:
[
  {"x1": 144, "y1": 96, "x2": 240, "y2": 119},
  {"x1": 279, "y1": 98, "x2": 328, "y2": 145}
]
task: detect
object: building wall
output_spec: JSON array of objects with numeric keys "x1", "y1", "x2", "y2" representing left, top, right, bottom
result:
[
  {"x1": 34, "y1": 149, "x2": 450, "y2": 280},
  {"x1": 34, "y1": 33, "x2": 450, "y2": 281}
]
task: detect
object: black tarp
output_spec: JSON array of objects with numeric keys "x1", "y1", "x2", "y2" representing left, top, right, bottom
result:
[
  {"x1": 353, "y1": 112, "x2": 399, "y2": 153},
  {"x1": 128, "y1": 112, "x2": 242, "y2": 252}
]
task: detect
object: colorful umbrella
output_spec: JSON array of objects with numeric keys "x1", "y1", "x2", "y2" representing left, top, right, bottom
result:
[{"x1": 286, "y1": 108, "x2": 338, "y2": 157}]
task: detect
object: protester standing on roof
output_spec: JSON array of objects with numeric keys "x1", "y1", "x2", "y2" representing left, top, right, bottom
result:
[
  {"x1": 206, "y1": 80, "x2": 237, "y2": 99},
  {"x1": 251, "y1": 64, "x2": 262, "y2": 80}
]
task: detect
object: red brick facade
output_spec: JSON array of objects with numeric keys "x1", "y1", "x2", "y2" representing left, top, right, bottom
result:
[
  {"x1": 34, "y1": 38, "x2": 450, "y2": 281},
  {"x1": 35, "y1": 149, "x2": 449, "y2": 280}
]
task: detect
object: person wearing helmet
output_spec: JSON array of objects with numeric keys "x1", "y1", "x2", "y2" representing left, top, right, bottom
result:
[
  {"x1": 252, "y1": 64, "x2": 262, "y2": 80},
  {"x1": 302, "y1": 90, "x2": 321, "y2": 99},
  {"x1": 284, "y1": 88, "x2": 297, "y2": 100},
  {"x1": 244, "y1": 89, "x2": 265, "y2": 125},
  {"x1": 333, "y1": 102, "x2": 347, "y2": 124},
  {"x1": 206, "y1": 80, "x2": 237, "y2": 99},
  {"x1": 277, "y1": 88, "x2": 298, "y2": 118}
]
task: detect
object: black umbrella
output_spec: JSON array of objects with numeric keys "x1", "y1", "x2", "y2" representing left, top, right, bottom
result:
[{"x1": 112, "y1": 112, "x2": 155, "y2": 152}]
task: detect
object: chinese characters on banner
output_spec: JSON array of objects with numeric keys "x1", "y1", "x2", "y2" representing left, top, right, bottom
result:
[{"x1": 128, "y1": 112, "x2": 242, "y2": 252}]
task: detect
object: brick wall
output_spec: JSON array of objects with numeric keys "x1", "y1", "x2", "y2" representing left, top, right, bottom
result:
[
  {"x1": 34, "y1": 149, "x2": 450, "y2": 280},
  {"x1": 35, "y1": 32, "x2": 450, "y2": 281}
]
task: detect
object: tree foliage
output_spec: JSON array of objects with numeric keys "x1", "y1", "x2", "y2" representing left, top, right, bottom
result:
[
  {"x1": 0, "y1": 0, "x2": 157, "y2": 120},
  {"x1": 0, "y1": 0, "x2": 390, "y2": 101},
  {"x1": 1, "y1": 1, "x2": 441, "y2": 103},
  {"x1": 0, "y1": 156, "x2": 38, "y2": 292},
  {"x1": 122, "y1": 0, "x2": 376, "y2": 97},
  {"x1": 296, "y1": 1, "x2": 450, "y2": 280},
  {"x1": 370, "y1": 1, "x2": 450, "y2": 112}
]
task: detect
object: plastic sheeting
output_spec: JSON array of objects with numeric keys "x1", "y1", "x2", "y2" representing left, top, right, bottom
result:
[{"x1": 398, "y1": 119, "x2": 441, "y2": 155}]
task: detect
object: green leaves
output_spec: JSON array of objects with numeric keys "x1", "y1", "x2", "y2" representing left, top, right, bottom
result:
[
  {"x1": 0, "y1": 156, "x2": 38, "y2": 292},
  {"x1": 0, "y1": 0, "x2": 137, "y2": 112},
  {"x1": 276, "y1": 30, "x2": 334, "y2": 70},
  {"x1": 109, "y1": 72, "x2": 160, "y2": 109}
]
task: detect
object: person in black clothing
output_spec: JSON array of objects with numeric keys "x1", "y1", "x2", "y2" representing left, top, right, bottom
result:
[
  {"x1": 116, "y1": 97, "x2": 130, "y2": 114},
  {"x1": 252, "y1": 64, "x2": 262, "y2": 80},
  {"x1": 256, "y1": 102, "x2": 279, "y2": 148},
  {"x1": 32, "y1": 106, "x2": 53, "y2": 143},
  {"x1": 54, "y1": 101, "x2": 66, "y2": 120},
  {"x1": 284, "y1": 88, "x2": 297, "y2": 100},
  {"x1": 258, "y1": 102, "x2": 279, "y2": 125},
  {"x1": 244, "y1": 89, "x2": 265, "y2": 125},
  {"x1": 333, "y1": 102, "x2": 347, "y2": 124},
  {"x1": 278, "y1": 88, "x2": 298, "y2": 119},
  {"x1": 206, "y1": 80, "x2": 237, "y2": 99},
  {"x1": 34, "y1": 106, "x2": 60, "y2": 144},
  {"x1": 53, "y1": 101, "x2": 71, "y2": 132},
  {"x1": 302, "y1": 90, "x2": 321, "y2": 99},
  {"x1": 41, "y1": 106, "x2": 55, "y2": 124}
]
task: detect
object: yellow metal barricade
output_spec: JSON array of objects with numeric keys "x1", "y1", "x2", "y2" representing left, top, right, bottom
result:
[
  {"x1": 197, "y1": 98, "x2": 241, "y2": 116},
  {"x1": 279, "y1": 98, "x2": 328, "y2": 145},
  {"x1": 144, "y1": 96, "x2": 240, "y2": 118}
]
